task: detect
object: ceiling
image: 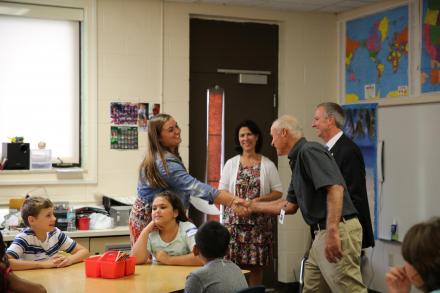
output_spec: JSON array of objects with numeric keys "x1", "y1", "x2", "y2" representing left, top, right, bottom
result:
[{"x1": 167, "y1": 0, "x2": 387, "y2": 13}]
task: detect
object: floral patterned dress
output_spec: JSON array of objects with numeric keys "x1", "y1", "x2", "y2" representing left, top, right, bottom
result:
[{"x1": 223, "y1": 162, "x2": 273, "y2": 266}]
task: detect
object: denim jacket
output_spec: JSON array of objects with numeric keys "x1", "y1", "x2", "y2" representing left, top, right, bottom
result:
[{"x1": 137, "y1": 152, "x2": 219, "y2": 207}]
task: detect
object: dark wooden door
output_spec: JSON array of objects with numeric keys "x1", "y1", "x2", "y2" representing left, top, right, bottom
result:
[
  {"x1": 189, "y1": 19, "x2": 279, "y2": 287},
  {"x1": 189, "y1": 19, "x2": 279, "y2": 177},
  {"x1": 190, "y1": 72, "x2": 278, "y2": 170}
]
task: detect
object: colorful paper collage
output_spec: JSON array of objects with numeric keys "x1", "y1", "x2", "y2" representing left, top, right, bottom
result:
[
  {"x1": 109, "y1": 102, "x2": 161, "y2": 150},
  {"x1": 110, "y1": 126, "x2": 138, "y2": 150}
]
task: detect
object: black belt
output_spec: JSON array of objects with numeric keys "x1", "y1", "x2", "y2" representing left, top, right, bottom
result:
[{"x1": 311, "y1": 214, "x2": 357, "y2": 232}]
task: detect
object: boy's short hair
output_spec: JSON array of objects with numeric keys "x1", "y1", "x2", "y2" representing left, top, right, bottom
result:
[
  {"x1": 21, "y1": 196, "x2": 53, "y2": 227},
  {"x1": 195, "y1": 221, "x2": 230, "y2": 260}
]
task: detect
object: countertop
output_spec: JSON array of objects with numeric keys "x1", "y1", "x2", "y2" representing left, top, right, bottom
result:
[{"x1": 1, "y1": 225, "x2": 130, "y2": 242}]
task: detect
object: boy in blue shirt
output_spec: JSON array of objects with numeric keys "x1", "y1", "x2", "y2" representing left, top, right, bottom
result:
[
  {"x1": 7, "y1": 196, "x2": 89, "y2": 270},
  {"x1": 184, "y1": 221, "x2": 248, "y2": 293}
]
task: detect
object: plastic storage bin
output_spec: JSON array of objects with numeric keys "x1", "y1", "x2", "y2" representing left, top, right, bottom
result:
[
  {"x1": 125, "y1": 256, "x2": 136, "y2": 276},
  {"x1": 100, "y1": 252, "x2": 125, "y2": 279},
  {"x1": 30, "y1": 149, "x2": 52, "y2": 169},
  {"x1": 84, "y1": 255, "x2": 101, "y2": 278},
  {"x1": 85, "y1": 251, "x2": 136, "y2": 279}
]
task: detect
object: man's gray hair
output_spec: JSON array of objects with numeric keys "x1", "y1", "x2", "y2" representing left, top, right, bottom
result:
[
  {"x1": 317, "y1": 102, "x2": 345, "y2": 129},
  {"x1": 272, "y1": 115, "x2": 303, "y2": 138}
]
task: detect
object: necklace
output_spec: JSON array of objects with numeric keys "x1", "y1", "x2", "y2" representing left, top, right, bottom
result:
[{"x1": 240, "y1": 154, "x2": 260, "y2": 167}]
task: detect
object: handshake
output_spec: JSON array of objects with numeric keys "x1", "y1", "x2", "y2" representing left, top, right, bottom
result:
[{"x1": 229, "y1": 197, "x2": 253, "y2": 216}]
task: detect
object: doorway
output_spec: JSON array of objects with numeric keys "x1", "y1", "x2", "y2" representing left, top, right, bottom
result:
[{"x1": 189, "y1": 18, "x2": 279, "y2": 287}]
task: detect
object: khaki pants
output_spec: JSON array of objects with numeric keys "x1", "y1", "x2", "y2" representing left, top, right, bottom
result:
[{"x1": 303, "y1": 218, "x2": 367, "y2": 293}]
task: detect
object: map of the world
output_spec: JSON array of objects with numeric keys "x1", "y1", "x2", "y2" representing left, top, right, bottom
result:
[
  {"x1": 421, "y1": 0, "x2": 440, "y2": 93},
  {"x1": 345, "y1": 5, "x2": 408, "y2": 103}
]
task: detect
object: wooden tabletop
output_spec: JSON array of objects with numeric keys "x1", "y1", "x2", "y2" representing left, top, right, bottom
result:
[{"x1": 15, "y1": 262, "x2": 201, "y2": 293}]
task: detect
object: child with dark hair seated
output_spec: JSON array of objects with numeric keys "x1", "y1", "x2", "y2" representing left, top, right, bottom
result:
[
  {"x1": 0, "y1": 232, "x2": 46, "y2": 293},
  {"x1": 184, "y1": 221, "x2": 248, "y2": 293},
  {"x1": 131, "y1": 191, "x2": 202, "y2": 266}
]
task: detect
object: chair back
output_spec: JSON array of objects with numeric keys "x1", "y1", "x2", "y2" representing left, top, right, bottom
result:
[
  {"x1": 9, "y1": 198, "x2": 25, "y2": 210},
  {"x1": 235, "y1": 285, "x2": 265, "y2": 293}
]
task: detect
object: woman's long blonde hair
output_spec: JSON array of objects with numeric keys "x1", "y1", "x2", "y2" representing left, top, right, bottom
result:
[{"x1": 140, "y1": 113, "x2": 181, "y2": 188}]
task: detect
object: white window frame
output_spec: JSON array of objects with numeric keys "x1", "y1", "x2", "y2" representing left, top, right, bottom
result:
[{"x1": 0, "y1": 0, "x2": 97, "y2": 185}]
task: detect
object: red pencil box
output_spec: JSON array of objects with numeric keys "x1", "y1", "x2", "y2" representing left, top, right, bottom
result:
[{"x1": 85, "y1": 251, "x2": 136, "y2": 279}]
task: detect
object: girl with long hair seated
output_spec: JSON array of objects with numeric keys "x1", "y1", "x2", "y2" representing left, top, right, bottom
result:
[{"x1": 131, "y1": 191, "x2": 202, "y2": 266}]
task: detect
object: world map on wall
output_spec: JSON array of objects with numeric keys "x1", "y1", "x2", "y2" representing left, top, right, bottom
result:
[
  {"x1": 421, "y1": 0, "x2": 440, "y2": 93},
  {"x1": 345, "y1": 5, "x2": 408, "y2": 103}
]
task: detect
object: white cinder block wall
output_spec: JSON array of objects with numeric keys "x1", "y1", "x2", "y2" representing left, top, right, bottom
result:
[
  {"x1": 162, "y1": 1, "x2": 337, "y2": 283},
  {"x1": 0, "y1": 0, "x2": 336, "y2": 285},
  {"x1": 1, "y1": 0, "x2": 416, "y2": 292}
]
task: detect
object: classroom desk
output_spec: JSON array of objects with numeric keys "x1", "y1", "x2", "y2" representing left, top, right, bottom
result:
[{"x1": 15, "y1": 262, "x2": 200, "y2": 293}]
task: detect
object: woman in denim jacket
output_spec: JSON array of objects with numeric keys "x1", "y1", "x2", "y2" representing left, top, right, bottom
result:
[{"x1": 129, "y1": 113, "x2": 246, "y2": 243}]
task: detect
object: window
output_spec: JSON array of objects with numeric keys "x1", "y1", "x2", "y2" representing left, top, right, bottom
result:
[{"x1": 0, "y1": 3, "x2": 83, "y2": 165}]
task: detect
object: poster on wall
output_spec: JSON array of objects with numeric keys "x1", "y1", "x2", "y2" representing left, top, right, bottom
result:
[
  {"x1": 421, "y1": 0, "x2": 440, "y2": 93},
  {"x1": 110, "y1": 102, "x2": 138, "y2": 125},
  {"x1": 137, "y1": 103, "x2": 149, "y2": 130},
  {"x1": 345, "y1": 5, "x2": 408, "y2": 103},
  {"x1": 109, "y1": 102, "x2": 161, "y2": 149},
  {"x1": 137, "y1": 103, "x2": 161, "y2": 131},
  {"x1": 148, "y1": 103, "x2": 161, "y2": 119},
  {"x1": 342, "y1": 103, "x2": 378, "y2": 237},
  {"x1": 110, "y1": 126, "x2": 138, "y2": 150}
]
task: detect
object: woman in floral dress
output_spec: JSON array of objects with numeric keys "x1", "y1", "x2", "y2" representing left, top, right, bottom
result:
[{"x1": 219, "y1": 120, "x2": 282, "y2": 285}]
